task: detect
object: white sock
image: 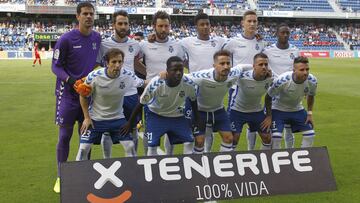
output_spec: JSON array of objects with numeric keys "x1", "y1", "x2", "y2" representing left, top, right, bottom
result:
[
  {"x1": 204, "y1": 127, "x2": 214, "y2": 152},
  {"x1": 246, "y1": 129, "x2": 257, "y2": 150},
  {"x1": 121, "y1": 140, "x2": 136, "y2": 157},
  {"x1": 232, "y1": 143, "x2": 238, "y2": 151},
  {"x1": 76, "y1": 143, "x2": 92, "y2": 161},
  {"x1": 284, "y1": 127, "x2": 295, "y2": 148},
  {"x1": 183, "y1": 142, "x2": 194, "y2": 154},
  {"x1": 164, "y1": 134, "x2": 174, "y2": 155},
  {"x1": 301, "y1": 130, "x2": 315, "y2": 148},
  {"x1": 193, "y1": 146, "x2": 204, "y2": 154},
  {"x1": 147, "y1": 146, "x2": 158, "y2": 156},
  {"x1": 143, "y1": 134, "x2": 148, "y2": 156},
  {"x1": 261, "y1": 142, "x2": 272, "y2": 150},
  {"x1": 220, "y1": 142, "x2": 233, "y2": 152},
  {"x1": 132, "y1": 128, "x2": 139, "y2": 153},
  {"x1": 272, "y1": 132, "x2": 283, "y2": 149},
  {"x1": 101, "y1": 133, "x2": 112, "y2": 159}
]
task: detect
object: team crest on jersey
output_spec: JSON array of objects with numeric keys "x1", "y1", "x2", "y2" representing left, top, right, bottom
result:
[
  {"x1": 92, "y1": 42, "x2": 97, "y2": 50},
  {"x1": 53, "y1": 49, "x2": 60, "y2": 60},
  {"x1": 129, "y1": 45, "x2": 134, "y2": 53},
  {"x1": 255, "y1": 44, "x2": 260, "y2": 50},
  {"x1": 304, "y1": 87, "x2": 309, "y2": 93},
  {"x1": 290, "y1": 53, "x2": 295, "y2": 59},
  {"x1": 179, "y1": 90, "x2": 185, "y2": 98},
  {"x1": 119, "y1": 82, "x2": 125, "y2": 89},
  {"x1": 168, "y1": 46, "x2": 174, "y2": 53},
  {"x1": 211, "y1": 41, "x2": 216, "y2": 47}
]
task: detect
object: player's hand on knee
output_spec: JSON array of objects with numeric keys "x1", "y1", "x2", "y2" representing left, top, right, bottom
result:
[
  {"x1": 305, "y1": 114, "x2": 314, "y2": 128},
  {"x1": 261, "y1": 115, "x2": 272, "y2": 132},
  {"x1": 81, "y1": 118, "x2": 93, "y2": 135},
  {"x1": 120, "y1": 122, "x2": 131, "y2": 136}
]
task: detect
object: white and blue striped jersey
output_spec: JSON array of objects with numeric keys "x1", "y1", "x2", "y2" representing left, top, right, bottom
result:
[
  {"x1": 96, "y1": 37, "x2": 141, "y2": 96},
  {"x1": 187, "y1": 64, "x2": 251, "y2": 112},
  {"x1": 230, "y1": 69, "x2": 274, "y2": 113},
  {"x1": 267, "y1": 71, "x2": 317, "y2": 112},
  {"x1": 180, "y1": 36, "x2": 226, "y2": 72},
  {"x1": 85, "y1": 68, "x2": 144, "y2": 121},
  {"x1": 140, "y1": 75, "x2": 197, "y2": 117},
  {"x1": 139, "y1": 38, "x2": 185, "y2": 80},
  {"x1": 263, "y1": 44, "x2": 299, "y2": 77}
]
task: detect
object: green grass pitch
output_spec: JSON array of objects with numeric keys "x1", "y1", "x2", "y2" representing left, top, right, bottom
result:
[{"x1": 0, "y1": 58, "x2": 359, "y2": 203}]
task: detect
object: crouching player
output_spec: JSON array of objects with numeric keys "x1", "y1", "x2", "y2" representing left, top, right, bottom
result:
[
  {"x1": 75, "y1": 48, "x2": 146, "y2": 160},
  {"x1": 266, "y1": 56, "x2": 317, "y2": 149},
  {"x1": 229, "y1": 53, "x2": 273, "y2": 150},
  {"x1": 122, "y1": 56, "x2": 201, "y2": 156}
]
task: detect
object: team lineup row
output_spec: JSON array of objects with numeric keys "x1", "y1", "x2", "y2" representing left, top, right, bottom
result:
[{"x1": 51, "y1": 2, "x2": 317, "y2": 193}]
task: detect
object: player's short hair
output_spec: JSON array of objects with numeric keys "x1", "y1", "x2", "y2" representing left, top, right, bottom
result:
[
  {"x1": 253, "y1": 53, "x2": 268, "y2": 62},
  {"x1": 76, "y1": 2, "x2": 95, "y2": 15},
  {"x1": 243, "y1": 10, "x2": 257, "y2": 20},
  {"x1": 152, "y1": 11, "x2": 171, "y2": 25},
  {"x1": 134, "y1": 32, "x2": 144, "y2": 38},
  {"x1": 276, "y1": 23, "x2": 290, "y2": 33},
  {"x1": 194, "y1": 12, "x2": 209, "y2": 25},
  {"x1": 213, "y1": 50, "x2": 231, "y2": 61},
  {"x1": 104, "y1": 48, "x2": 125, "y2": 63},
  {"x1": 166, "y1": 56, "x2": 183, "y2": 70},
  {"x1": 294, "y1": 56, "x2": 309, "y2": 65},
  {"x1": 112, "y1": 10, "x2": 129, "y2": 24}
]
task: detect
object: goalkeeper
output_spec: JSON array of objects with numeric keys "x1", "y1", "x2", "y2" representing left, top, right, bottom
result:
[{"x1": 75, "y1": 48, "x2": 147, "y2": 161}]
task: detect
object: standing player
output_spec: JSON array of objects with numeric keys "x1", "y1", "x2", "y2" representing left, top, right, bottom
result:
[
  {"x1": 122, "y1": 56, "x2": 199, "y2": 156},
  {"x1": 187, "y1": 50, "x2": 251, "y2": 154},
  {"x1": 263, "y1": 23, "x2": 299, "y2": 148},
  {"x1": 96, "y1": 10, "x2": 144, "y2": 157},
  {"x1": 139, "y1": 11, "x2": 185, "y2": 155},
  {"x1": 180, "y1": 12, "x2": 227, "y2": 153},
  {"x1": 266, "y1": 56, "x2": 317, "y2": 149},
  {"x1": 32, "y1": 42, "x2": 41, "y2": 67},
  {"x1": 133, "y1": 31, "x2": 144, "y2": 42},
  {"x1": 76, "y1": 48, "x2": 145, "y2": 160},
  {"x1": 222, "y1": 10, "x2": 267, "y2": 150},
  {"x1": 51, "y1": 2, "x2": 101, "y2": 193},
  {"x1": 229, "y1": 53, "x2": 273, "y2": 150}
]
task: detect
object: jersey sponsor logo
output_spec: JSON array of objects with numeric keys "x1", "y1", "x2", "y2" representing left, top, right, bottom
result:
[
  {"x1": 255, "y1": 44, "x2": 260, "y2": 50},
  {"x1": 73, "y1": 45, "x2": 82, "y2": 49},
  {"x1": 238, "y1": 45, "x2": 246, "y2": 48},
  {"x1": 193, "y1": 43, "x2": 201, "y2": 46},
  {"x1": 169, "y1": 45, "x2": 174, "y2": 53},
  {"x1": 129, "y1": 45, "x2": 134, "y2": 53},
  {"x1": 92, "y1": 42, "x2": 97, "y2": 50},
  {"x1": 53, "y1": 49, "x2": 60, "y2": 59},
  {"x1": 119, "y1": 82, "x2": 126, "y2": 89},
  {"x1": 179, "y1": 90, "x2": 185, "y2": 98}
]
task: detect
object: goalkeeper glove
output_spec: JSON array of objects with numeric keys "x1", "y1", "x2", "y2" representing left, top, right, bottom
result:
[{"x1": 73, "y1": 78, "x2": 92, "y2": 97}]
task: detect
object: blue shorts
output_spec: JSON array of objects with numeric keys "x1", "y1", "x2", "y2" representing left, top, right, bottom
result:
[
  {"x1": 194, "y1": 108, "x2": 232, "y2": 136},
  {"x1": 145, "y1": 111, "x2": 193, "y2": 147},
  {"x1": 271, "y1": 109, "x2": 313, "y2": 134},
  {"x1": 80, "y1": 118, "x2": 132, "y2": 144},
  {"x1": 123, "y1": 94, "x2": 140, "y2": 125},
  {"x1": 230, "y1": 109, "x2": 268, "y2": 134}
]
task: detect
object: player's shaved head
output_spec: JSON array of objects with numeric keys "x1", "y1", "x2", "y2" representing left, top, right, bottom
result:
[
  {"x1": 76, "y1": 2, "x2": 95, "y2": 15},
  {"x1": 213, "y1": 50, "x2": 231, "y2": 61},
  {"x1": 105, "y1": 48, "x2": 124, "y2": 63},
  {"x1": 276, "y1": 23, "x2": 290, "y2": 33},
  {"x1": 294, "y1": 56, "x2": 309, "y2": 65},
  {"x1": 166, "y1": 56, "x2": 183, "y2": 70},
  {"x1": 253, "y1": 53, "x2": 268, "y2": 63}
]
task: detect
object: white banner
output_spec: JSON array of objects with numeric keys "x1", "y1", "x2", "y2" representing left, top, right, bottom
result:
[
  {"x1": 0, "y1": 3, "x2": 25, "y2": 12},
  {"x1": 333, "y1": 51, "x2": 355, "y2": 58},
  {"x1": 136, "y1": 7, "x2": 173, "y2": 15},
  {"x1": 262, "y1": 10, "x2": 294, "y2": 17}
]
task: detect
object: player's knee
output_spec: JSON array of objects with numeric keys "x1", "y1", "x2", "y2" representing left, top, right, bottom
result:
[
  {"x1": 221, "y1": 132, "x2": 233, "y2": 144},
  {"x1": 195, "y1": 136, "x2": 205, "y2": 147},
  {"x1": 232, "y1": 133, "x2": 240, "y2": 143},
  {"x1": 261, "y1": 133, "x2": 271, "y2": 144}
]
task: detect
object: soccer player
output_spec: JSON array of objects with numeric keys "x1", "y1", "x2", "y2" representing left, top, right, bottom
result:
[
  {"x1": 122, "y1": 56, "x2": 199, "y2": 156},
  {"x1": 133, "y1": 31, "x2": 144, "y2": 42},
  {"x1": 139, "y1": 11, "x2": 185, "y2": 155},
  {"x1": 222, "y1": 10, "x2": 267, "y2": 150},
  {"x1": 187, "y1": 50, "x2": 251, "y2": 154},
  {"x1": 51, "y1": 2, "x2": 101, "y2": 193},
  {"x1": 229, "y1": 53, "x2": 273, "y2": 150},
  {"x1": 180, "y1": 12, "x2": 227, "y2": 153},
  {"x1": 32, "y1": 42, "x2": 41, "y2": 67},
  {"x1": 263, "y1": 23, "x2": 299, "y2": 148},
  {"x1": 266, "y1": 56, "x2": 317, "y2": 149},
  {"x1": 96, "y1": 10, "x2": 144, "y2": 157},
  {"x1": 76, "y1": 48, "x2": 146, "y2": 160}
]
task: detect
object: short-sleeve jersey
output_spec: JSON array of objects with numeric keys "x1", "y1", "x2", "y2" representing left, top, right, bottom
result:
[{"x1": 263, "y1": 44, "x2": 299, "y2": 77}]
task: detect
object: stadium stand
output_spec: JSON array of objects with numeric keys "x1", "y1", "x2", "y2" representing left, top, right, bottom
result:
[
  {"x1": 164, "y1": 0, "x2": 250, "y2": 9},
  {"x1": 256, "y1": 0, "x2": 334, "y2": 12},
  {"x1": 338, "y1": 24, "x2": 360, "y2": 50},
  {"x1": 337, "y1": 0, "x2": 360, "y2": 12}
]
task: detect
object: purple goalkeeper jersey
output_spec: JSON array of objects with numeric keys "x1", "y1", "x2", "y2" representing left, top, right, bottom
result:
[{"x1": 52, "y1": 29, "x2": 101, "y2": 99}]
